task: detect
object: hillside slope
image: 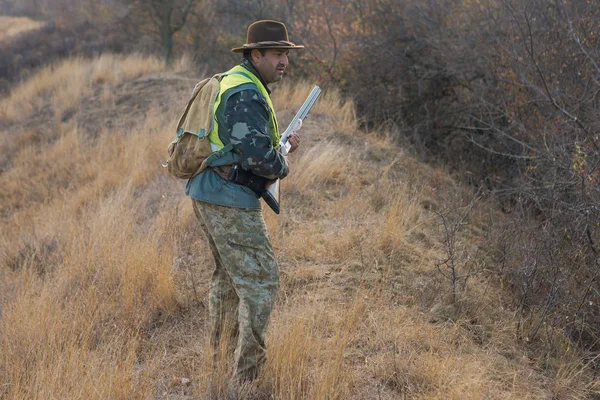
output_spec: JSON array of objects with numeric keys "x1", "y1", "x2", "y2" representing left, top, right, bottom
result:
[{"x1": 0, "y1": 54, "x2": 597, "y2": 399}]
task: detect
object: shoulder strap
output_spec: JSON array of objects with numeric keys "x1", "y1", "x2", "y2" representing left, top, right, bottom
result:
[{"x1": 223, "y1": 70, "x2": 253, "y2": 81}]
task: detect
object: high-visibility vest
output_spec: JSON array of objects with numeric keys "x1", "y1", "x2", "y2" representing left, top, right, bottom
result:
[{"x1": 208, "y1": 65, "x2": 280, "y2": 152}]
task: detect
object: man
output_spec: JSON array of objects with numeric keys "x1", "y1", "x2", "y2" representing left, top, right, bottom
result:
[{"x1": 185, "y1": 20, "x2": 304, "y2": 383}]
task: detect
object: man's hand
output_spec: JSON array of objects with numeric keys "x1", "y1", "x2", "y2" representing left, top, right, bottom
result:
[
  {"x1": 287, "y1": 119, "x2": 302, "y2": 153},
  {"x1": 288, "y1": 132, "x2": 300, "y2": 153}
]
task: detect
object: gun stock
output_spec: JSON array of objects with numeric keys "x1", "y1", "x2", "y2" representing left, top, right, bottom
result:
[{"x1": 262, "y1": 179, "x2": 280, "y2": 214}]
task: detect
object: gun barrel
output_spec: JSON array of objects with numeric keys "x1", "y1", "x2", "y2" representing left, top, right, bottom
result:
[
  {"x1": 281, "y1": 86, "x2": 321, "y2": 144},
  {"x1": 297, "y1": 87, "x2": 321, "y2": 120}
]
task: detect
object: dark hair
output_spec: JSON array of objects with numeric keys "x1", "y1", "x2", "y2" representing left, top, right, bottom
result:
[{"x1": 243, "y1": 48, "x2": 266, "y2": 60}]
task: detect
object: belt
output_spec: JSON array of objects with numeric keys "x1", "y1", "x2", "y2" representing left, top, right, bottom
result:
[{"x1": 210, "y1": 164, "x2": 235, "y2": 179}]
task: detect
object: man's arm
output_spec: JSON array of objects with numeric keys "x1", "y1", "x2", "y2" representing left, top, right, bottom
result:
[{"x1": 221, "y1": 89, "x2": 288, "y2": 180}]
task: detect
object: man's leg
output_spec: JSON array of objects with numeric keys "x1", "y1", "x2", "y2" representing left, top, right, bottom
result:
[
  {"x1": 207, "y1": 255, "x2": 239, "y2": 369},
  {"x1": 194, "y1": 200, "x2": 279, "y2": 382},
  {"x1": 193, "y1": 200, "x2": 239, "y2": 364}
]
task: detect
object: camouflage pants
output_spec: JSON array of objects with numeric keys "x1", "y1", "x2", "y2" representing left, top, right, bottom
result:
[{"x1": 192, "y1": 199, "x2": 279, "y2": 381}]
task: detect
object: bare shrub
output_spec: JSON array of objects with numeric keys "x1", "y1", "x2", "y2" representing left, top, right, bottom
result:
[
  {"x1": 465, "y1": 0, "x2": 600, "y2": 350},
  {"x1": 284, "y1": 0, "x2": 600, "y2": 352},
  {"x1": 435, "y1": 189, "x2": 484, "y2": 304}
]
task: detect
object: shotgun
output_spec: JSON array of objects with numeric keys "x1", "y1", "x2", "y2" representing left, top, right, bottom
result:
[{"x1": 262, "y1": 86, "x2": 322, "y2": 214}]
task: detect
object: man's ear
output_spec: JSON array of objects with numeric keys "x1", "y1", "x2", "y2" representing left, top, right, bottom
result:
[{"x1": 251, "y1": 49, "x2": 262, "y2": 65}]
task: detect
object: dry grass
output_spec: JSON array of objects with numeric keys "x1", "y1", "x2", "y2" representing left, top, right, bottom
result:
[
  {"x1": 0, "y1": 16, "x2": 44, "y2": 41},
  {"x1": 0, "y1": 54, "x2": 166, "y2": 122},
  {"x1": 1, "y1": 54, "x2": 599, "y2": 399}
]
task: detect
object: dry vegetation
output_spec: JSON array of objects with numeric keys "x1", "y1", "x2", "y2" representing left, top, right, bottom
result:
[
  {"x1": 0, "y1": 16, "x2": 43, "y2": 41},
  {"x1": 1, "y1": 54, "x2": 599, "y2": 400}
]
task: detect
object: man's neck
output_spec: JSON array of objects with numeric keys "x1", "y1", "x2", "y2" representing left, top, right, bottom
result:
[{"x1": 241, "y1": 59, "x2": 271, "y2": 94}]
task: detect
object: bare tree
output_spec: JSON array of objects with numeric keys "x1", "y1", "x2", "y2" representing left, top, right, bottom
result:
[
  {"x1": 120, "y1": 0, "x2": 198, "y2": 65},
  {"x1": 220, "y1": 0, "x2": 273, "y2": 20}
]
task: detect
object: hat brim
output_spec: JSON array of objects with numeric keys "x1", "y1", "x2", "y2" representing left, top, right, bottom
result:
[{"x1": 232, "y1": 42, "x2": 305, "y2": 53}]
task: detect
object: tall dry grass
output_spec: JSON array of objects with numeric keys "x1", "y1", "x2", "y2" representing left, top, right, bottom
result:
[
  {"x1": 1, "y1": 191, "x2": 177, "y2": 399},
  {"x1": 1, "y1": 54, "x2": 599, "y2": 399},
  {"x1": 0, "y1": 54, "x2": 187, "y2": 399},
  {"x1": 0, "y1": 123, "x2": 181, "y2": 398}
]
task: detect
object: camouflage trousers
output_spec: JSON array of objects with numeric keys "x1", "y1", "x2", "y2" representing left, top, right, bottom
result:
[{"x1": 192, "y1": 199, "x2": 279, "y2": 381}]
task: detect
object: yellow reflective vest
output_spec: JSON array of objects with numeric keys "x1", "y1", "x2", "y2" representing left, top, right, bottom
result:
[{"x1": 208, "y1": 65, "x2": 280, "y2": 151}]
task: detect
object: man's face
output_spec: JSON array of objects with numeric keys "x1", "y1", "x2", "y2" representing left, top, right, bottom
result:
[{"x1": 252, "y1": 48, "x2": 290, "y2": 84}]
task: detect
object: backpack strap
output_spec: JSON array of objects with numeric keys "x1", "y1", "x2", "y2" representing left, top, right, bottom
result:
[
  {"x1": 196, "y1": 142, "x2": 234, "y2": 174},
  {"x1": 222, "y1": 70, "x2": 253, "y2": 80}
]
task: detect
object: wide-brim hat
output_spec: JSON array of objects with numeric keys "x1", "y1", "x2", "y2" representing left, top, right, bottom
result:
[{"x1": 232, "y1": 20, "x2": 305, "y2": 53}]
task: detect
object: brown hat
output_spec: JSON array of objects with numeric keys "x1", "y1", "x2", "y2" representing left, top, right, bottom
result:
[{"x1": 231, "y1": 20, "x2": 304, "y2": 53}]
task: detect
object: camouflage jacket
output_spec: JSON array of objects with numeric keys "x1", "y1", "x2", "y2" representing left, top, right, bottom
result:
[{"x1": 185, "y1": 59, "x2": 287, "y2": 209}]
